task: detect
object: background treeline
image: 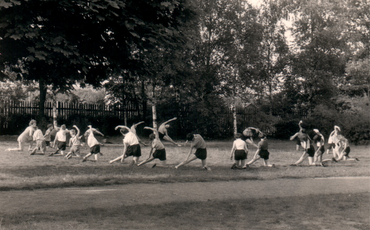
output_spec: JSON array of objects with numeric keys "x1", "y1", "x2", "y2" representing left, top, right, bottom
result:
[{"x1": 0, "y1": 0, "x2": 369, "y2": 144}]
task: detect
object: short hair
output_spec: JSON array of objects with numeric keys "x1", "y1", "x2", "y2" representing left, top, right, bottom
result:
[
  {"x1": 234, "y1": 133, "x2": 242, "y2": 139},
  {"x1": 47, "y1": 124, "x2": 53, "y2": 129},
  {"x1": 29, "y1": 119, "x2": 36, "y2": 126},
  {"x1": 149, "y1": 133, "x2": 156, "y2": 140},
  {"x1": 61, "y1": 124, "x2": 66, "y2": 130},
  {"x1": 301, "y1": 128, "x2": 306, "y2": 133},
  {"x1": 186, "y1": 133, "x2": 194, "y2": 141},
  {"x1": 120, "y1": 128, "x2": 129, "y2": 134},
  {"x1": 70, "y1": 129, "x2": 76, "y2": 134}
]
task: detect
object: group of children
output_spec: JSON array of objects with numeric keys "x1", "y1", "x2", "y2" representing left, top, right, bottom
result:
[
  {"x1": 7, "y1": 119, "x2": 105, "y2": 162},
  {"x1": 289, "y1": 121, "x2": 359, "y2": 167},
  {"x1": 7, "y1": 118, "x2": 359, "y2": 169}
]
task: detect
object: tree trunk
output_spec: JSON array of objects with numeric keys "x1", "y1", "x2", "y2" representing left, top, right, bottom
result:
[
  {"x1": 151, "y1": 103, "x2": 158, "y2": 130},
  {"x1": 39, "y1": 78, "x2": 47, "y2": 117},
  {"x1": 232, "y1": 105, "x2": 237, "y2": 136}
]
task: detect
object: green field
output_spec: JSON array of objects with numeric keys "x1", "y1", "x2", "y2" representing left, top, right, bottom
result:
[
  {"x1": 0, "y1": 136, "x2": 369, "y2": 230},
  {"x1": 0, "y1": 136, "x2": 369, "y2": 190}
]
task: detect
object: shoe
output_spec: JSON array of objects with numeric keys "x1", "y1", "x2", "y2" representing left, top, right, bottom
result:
[
  {"x1": 30, "y1": 149, "x2": 36, "y2": 155},
  {"x1": 271, "y1": 164, "x2": 275, "y2": 168},
  {"x1": 231, "y1": 163, "x2": 237, "y2": 169},
  {"x1": 175, "y1": 166, "x2": 179, "y2": 169},
  {"x1": 355, "y1": 158, "x2": 360, "y2": 161},
  {"x1": 320, "y1": 162, "x2": 327, "y2": 167},
  {"x1": 48, "y1": 153, "x2": 54, "y2": 156},
  {"x1": 290, "y1": 164, "x2": 297, "y2": 166},
  {"x1": 332, "y1": 158, "x2": 337, "y2": 162},
  {"x1": 82, "y1": 157, "x2": 87, "y2": 162},
  {"x1": 152, "y1": 164, "x2": 157, "y2": 168},
  {"x1": 203, "y1": 166, "x2": 211, "y2": 171},
  {"x1": 99, "y1": 152, "x2": 103, "y2": 156},
  {"x1": 242, "y1": 165, "x2": 249, "y2": 169}
]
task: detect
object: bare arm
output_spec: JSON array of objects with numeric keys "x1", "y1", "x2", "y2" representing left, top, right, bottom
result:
[
  {"x1": 144, "y1": 126, "x2": 159, "y2": 140},
  {"x1": 161, "y1": 117, "x2": 177, "y2": 126},
  {"x1": 115, "y1": 125, "x2": 130, "y2": 131},
  {"x1": 73, "y1": 125, "x2": 80, "y2": 137},
  {"x1": 131, "y1": 121, "x2": 145, "y2": 129},
  {"x1": 290, "y1": 132, "x2": 299, "y2": 141},
  {"x1": 230, "y1": 143, "x2": 236, "y2": 159}
]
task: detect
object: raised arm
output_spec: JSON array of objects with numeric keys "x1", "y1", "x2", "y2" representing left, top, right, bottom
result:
[
  {"x1": 92, "y1": 128, "x2": 104, "y2": 137},
  {"x1": 73, "y1": 125, "x2": 80, "y2": 137},
  {"x1": 131, "y1": 121, "x2": 145, "y2": 129},
  {"x1": 144, "y1": 126, "x2": 159, "y2": 140},
  {"x1": 161, "y1": 117, "x2": 177, "y2": 126},
  {"x1": 115, "y1": 125, "x2": 130, "y2": 131}
]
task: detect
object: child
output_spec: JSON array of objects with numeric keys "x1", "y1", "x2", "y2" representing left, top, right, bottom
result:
[
  {"x1": 230, "y1": 133, "x2": 248, "y2": 169},
  {"x1": 109, "y1": 125, "x2": 141, "y2": 165},
  {"x1": 7, "y1": 119, "x2": 36, "y2": 151},
  {"x1": 326, "y1": 125, "x2": 341, "y2": 157},
  {"x1": 175, "y1": 133, "x2": 210, "y2": 170},
  {"x1": 290, "y1": 120, "x2": 304, "y2": 151},
  {"x1": 137, "y1": 126, "x2": 167, "y2": 168},
  {"x1": 242, "y1": 127, "x2": 260, "y2": 148},
  {"x1": 158, "y1": 117, "x2": 181, "y2": 146},
  {"x1": 290, "y1": 129, "x2": 324, "y2": 166},
  {"x1": 43, "y1": 124, "x2": 54, "y2": 147},
  {"x1": 30, "y1": 126, "x2": 46, "y2": 155},
  {"x1": 313, "y1": 129, "x2": 325, "y2": 164},
  {"x1": 332, "y1": 135, "x2": 359, "y2": 162},
  {"x1": 82, "y1": 125, "x2": 104, "y2": 162},
  {"x1": 49, "y1": 124, "x2": 69, "y2": 156},
  {"x1": 65, "y1": 125, "x2": 82, "y2": 159},
  {"x1": 244, "y1": 134, "x2": 274, "y2": 168}
]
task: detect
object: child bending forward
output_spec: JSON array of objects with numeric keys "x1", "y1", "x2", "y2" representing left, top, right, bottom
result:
[{"x1": 82, "y1": 125, "x2": 104, "y2": 162}]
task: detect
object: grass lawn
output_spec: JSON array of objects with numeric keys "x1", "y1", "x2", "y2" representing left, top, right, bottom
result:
[{"x1": 0, "y1": 135, "x2": 369, "y2": 190}]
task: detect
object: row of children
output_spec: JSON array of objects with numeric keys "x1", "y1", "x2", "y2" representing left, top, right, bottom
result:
[
  {"x1": 6, "y1": 119, "x2": 105, "y2": 162},
  {"x1": 289, "y1": 121, "x2": 359, "y2": 167}
]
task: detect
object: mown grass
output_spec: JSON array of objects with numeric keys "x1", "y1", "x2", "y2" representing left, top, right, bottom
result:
[
  {"x1": 1, "y1": 193, "x2": 369, "y2": 230},
  {"x1": 0, "y1": 135, "x2": 369, "y2": 190}
]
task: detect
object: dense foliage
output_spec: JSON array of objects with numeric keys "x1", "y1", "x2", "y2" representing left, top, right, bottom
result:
[{"x1": 0, "y1": 0, "x2": 369, "y2": 143}]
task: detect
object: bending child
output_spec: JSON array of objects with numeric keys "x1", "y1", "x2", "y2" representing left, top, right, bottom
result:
[
  {"x1": 109, "y1": 125, "x2": 141, "y2": 165},
  {"x1": 244, "y1": 134, "x2": 274, "y2": 168},
  {"x1": 7, "y1": 119, "x2": 36, "y2": 151},
  {"x1": 30, "y1": 126, "x2": 46, "y2": 155},
  {"x1": 175, "y1": 133, "x2": 210, "y2": 170},
  {"x1": 137, "y1": 126, "x2": 167, "y2": 168},
  {"x1": 158, "y1": 117, "x2": 181, "y2": 146},
  {"x1": 65, "y1": 125, "x2": 82, "y2": 159},
  {"x1": 82, "y1": 125, "x2": 104, "y2": 162},
  {"x1": 49, "y1": 124, "x2": 70, "y2": 156},
  {"x1": 230, "y1": 133, "x2": 248, "y2": 169}
]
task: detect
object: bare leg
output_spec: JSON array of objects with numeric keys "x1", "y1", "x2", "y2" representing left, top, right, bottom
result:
[
  {"x1": 7, "y1": 142, "x2": 23, "y2": 151},
  {"x1": 175, "y1": 155, "x2": 198, "y2": 169},
  {"x1": 263, "y1": 159, "x2": 274, "y2": 167},
  {"x1": 245, "y1": 155, "x2": 261, "y2": 167},
  {"x1": 201, "y1": 159, "x2": 210, "y2": 170},
  {"x1": 82, "y1": 153, "x2": 92, "y2": 162},
  {"x1": 137, "y1": 157, "x2": 155, "y2": 166},
  {"x1": 109, "y1": 155, "x2": 125, "y2": 164},
  {"x1": 163, "y1": 135, "x2": 181, "y2": 147},
  {"x1": 293, "y1": 152, "x2": 308, "y2": 165}
]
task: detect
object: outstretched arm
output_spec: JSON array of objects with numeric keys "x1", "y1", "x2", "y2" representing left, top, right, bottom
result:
[
  {"x1": 73, "y1": 125, "x2": 80, "y2": 137},
  {"x1": 131, "y1": 121, "x2": 145, "y2": 129},
  {"x1": 144, "y1": 126, "x2": 159, "y2": 140},
  {"x1": 290, "y1": 132, "x2": 299, "y2": 141},
  {"x1": 115, "y1": 125, "x2": 130, "y2": 131},
  {"x1": 161, "y1": 117, "x2": 177, "y2": 126}
]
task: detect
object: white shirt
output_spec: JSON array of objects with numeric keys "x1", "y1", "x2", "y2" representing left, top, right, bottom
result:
[
  {"x1": 33, "y1": 129, "x2": 45, "y2": 141},
  {"x1": 232, "y1": 139, "x2": 248, "y2": 151},
  {"x1": 87, "y1": 131, "x2": 100, "y2": 147},
  {"x1": 55, "y1": 129, "x2": 68, "y2": 142},
  {"x1": 123, "y1": 132, "x2": 139, "y2": 146}
]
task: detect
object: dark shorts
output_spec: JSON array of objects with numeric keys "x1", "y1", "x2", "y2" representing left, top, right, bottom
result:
[
  {"x1": 259, "y1": 149, "x2": 270, "y2": 160},
  {"x1": 57, "y1": 141, "x2": 66, "y2": 151},
  {"x1": 234, "y1": 150, "x2": 247, "y2": 160},
  {"x1": 195, "y1": 148, "x2": 207, "y2": 160},
  {"x1": 296, "y1": 139, "x2": 301, "y2": 146},
  {"x1": 316, "y1": 145, "x2": 325, "y2": 155},
  {"x1": 306, "y1": 145, "x2": 315, "y2": 157},
  {"x1": 344, "y1": 146, "x2": 350, "y2": 156},
  {"x1": 90, "y1": 145, "x2": 100, "y2": 154},
  {"x1": 159, "y1": 132, "x2": 165, "y2": 139},
  {"x1": 126, "y1": 144, "x2": 141, "y2": 157},
  {"x1": 153, "y1": 149, "x2": 166, "y2": 161},
  {"x1": 45, "y1": 141, "x2": 51, "y2": 147}
]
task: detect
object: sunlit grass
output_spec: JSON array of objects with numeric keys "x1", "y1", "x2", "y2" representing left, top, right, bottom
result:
[{"x1": 0, "y1": 136, "x2": 369, "y2": 190}]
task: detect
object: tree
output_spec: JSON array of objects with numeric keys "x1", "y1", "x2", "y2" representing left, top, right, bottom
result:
[{"x1": 0, "y1": 0, "x2": 197, "y2": 117}]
